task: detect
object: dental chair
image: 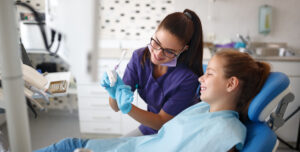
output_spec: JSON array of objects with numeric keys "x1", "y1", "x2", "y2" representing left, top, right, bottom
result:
[{"x1": 241, "y1": 72, "x2": 294, "y2": 152}]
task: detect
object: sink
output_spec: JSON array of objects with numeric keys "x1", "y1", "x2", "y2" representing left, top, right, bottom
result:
[
  {"x1": 204, "y1": 41, "x2": 296, "y2": 57},
  {"x1": 248, "y1": 42, "x2": 295, "y2": 57}
]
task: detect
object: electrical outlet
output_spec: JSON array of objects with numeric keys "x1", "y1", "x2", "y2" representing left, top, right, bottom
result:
[{"x1": 18, "y1": 0, "x2": 45, "y2": 12}]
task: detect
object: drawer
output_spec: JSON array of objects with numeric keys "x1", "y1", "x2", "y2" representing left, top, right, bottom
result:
[
  {"x1": 79, "y1": 109, "x2": 121, "y2": 123},
  {"x1": 78, "y1": 96, "x2": 110, "y2": 110},
  {"x1": 80, "y1": 121, "x2": 121, "y2": 134}
]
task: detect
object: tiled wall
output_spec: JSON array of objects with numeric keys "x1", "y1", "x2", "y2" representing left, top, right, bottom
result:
[{"x1": 99, "y1": 0, "x2": 174, "y2": 41}]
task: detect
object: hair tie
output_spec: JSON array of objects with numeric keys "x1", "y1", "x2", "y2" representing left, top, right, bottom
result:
[{"x1": 184, "y1": 12, "x2": 192, "y2": 20}]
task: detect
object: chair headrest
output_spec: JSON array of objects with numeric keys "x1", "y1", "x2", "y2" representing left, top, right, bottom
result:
[
  {"x1": 248, "y1": 72, "x2": 290, "y2": 122},
  {"x1": 202, "y1": 64, "x2": 207, "y2": 73},
  {"x1": 196, "y1": 65, "x2": 207, "y2": 99}
]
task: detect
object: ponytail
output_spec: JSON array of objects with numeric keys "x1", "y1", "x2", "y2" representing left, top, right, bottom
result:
[
  {"x1": 177, "y1": 9, "x2": 203, "y2": 77},
  {"x1": 255, "y1": 61, "x2": 271, "y2": 92}
]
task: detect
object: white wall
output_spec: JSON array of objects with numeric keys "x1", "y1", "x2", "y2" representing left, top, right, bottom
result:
[{"x1": 174, "y1": 0, "x2": 300, "y2": 53}]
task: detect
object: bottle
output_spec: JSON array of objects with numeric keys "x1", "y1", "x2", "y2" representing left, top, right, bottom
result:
[{"x1": 259, "y1": 5, "x2": 272, "y2": 35}]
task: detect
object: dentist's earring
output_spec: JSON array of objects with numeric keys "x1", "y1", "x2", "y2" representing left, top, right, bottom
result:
[{"x1": 183, "y1": 45, "x2": 189, "y2": 51}]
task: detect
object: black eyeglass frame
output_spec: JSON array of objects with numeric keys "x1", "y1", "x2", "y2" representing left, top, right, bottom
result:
[{"x1": 149, "y1": 37, "x2": 185, "y2": 59}]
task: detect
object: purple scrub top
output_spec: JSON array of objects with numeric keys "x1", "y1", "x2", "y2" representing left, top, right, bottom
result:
[{"x1": 123, "y1": 47, "x2": 199, "y2": 135}]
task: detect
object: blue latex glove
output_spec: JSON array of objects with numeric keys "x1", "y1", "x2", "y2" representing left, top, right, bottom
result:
[
  {"x1": 115, "y1": 85, "x2": 134, "y2": 114},
  {"x1": 100, "y1": 72, "x2": 124, "y2": 99}
]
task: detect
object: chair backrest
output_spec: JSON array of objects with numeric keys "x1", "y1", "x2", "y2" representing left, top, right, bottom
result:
[
  {"x1": 247, "y1": 72, "x2": 290, "y2": 122},
  {"x1": 242, "y1": 72, "x2": 291, "y2": 152}
]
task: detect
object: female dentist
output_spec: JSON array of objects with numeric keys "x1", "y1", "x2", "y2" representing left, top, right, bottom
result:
[{"x1": 101, "y1": 9, "x2": 204, "y2": 136}]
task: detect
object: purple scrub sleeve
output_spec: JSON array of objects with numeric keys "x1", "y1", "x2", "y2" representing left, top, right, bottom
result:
[{"x1": 122, "y1": 47, "x2": 199, "y2": 135}]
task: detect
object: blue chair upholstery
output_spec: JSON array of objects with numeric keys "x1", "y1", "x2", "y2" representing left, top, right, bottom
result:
[
  {"x1": 242, "y1": 72, "x2": 292, "y2": 152},
  {"x1": 247, "y1": 72, "x2": 290, "y2": 122},
  {"x1": 199, "y1": 65, "x2": 293, "y2": 151},
  {"x1": 242, "y1": 122, "x2": 277, "y2": 152}
]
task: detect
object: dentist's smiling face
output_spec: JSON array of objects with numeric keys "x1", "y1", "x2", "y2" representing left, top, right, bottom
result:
[
  {"x1": 149, "y1": 29, "x2": 185, "y2": 65},
  {"x1": 198, "y1": 56, "x2": 229, "y2": 103}
]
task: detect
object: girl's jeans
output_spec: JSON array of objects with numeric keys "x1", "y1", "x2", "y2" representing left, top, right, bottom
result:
[{"x1": 34, "y1": 138, "x2": 89, "y2": 152}]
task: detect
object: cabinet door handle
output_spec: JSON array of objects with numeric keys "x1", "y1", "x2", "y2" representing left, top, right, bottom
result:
[
  {"x1": 94, "y1": 128, "x2": 111, "y2": 131},
  {"x1": 89, "y1": 91, "x2": 103, "y2": 95},
  {"x1": 90, "y1": 104, "x2": 109, "y2": 108},
  {"x1": 92, "y1": 116, "x2": 112, "y2": 120}
]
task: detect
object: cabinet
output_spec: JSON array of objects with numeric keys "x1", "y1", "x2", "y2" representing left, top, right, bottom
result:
[
  {"x1": 77, "y1": 83, "x2": 122, "y2": 134},
  {"x1": 78, "y1": 58, "x2": 147, "y2": 135},
  {"x1": 78, "y1": 58, "x2": 123, "y2": 135}
]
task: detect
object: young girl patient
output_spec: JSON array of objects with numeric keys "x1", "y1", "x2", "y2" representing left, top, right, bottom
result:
[{"x1": 35, "y1": 49, "x2": 270, "y2": 152}]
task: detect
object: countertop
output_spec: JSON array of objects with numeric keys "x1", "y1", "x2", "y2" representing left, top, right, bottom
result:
[
  {"x1": 202, "y1": 48, "x2": 300, "y2": 62},
  {"x1": 28, "y1": 48, "x2": 300, "y2": 62},
  {"x1": 252, "y1": 56, "x2": 300, "y2": 62},
  {"x1": 204, "y1": 55, "x2": 300, "y2": 62}
]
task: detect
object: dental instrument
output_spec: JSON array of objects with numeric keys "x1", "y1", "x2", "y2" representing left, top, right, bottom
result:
[{"x1": 107, "y1": 50, "x2": 127, "y2": 87}]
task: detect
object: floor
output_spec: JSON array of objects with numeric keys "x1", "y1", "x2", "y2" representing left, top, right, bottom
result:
[
  {"x1": 0, "y1": 109, "x2": 299, "y2": 151},
  {"x1": 1, "y1": 109, "x2": 120, "y2": 151},
  {"x1": 28, "y1": 110, "x2": 120, "y2": 150}
]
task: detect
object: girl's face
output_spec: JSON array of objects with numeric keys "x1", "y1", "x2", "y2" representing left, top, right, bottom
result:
[
  {"x1": 149, "y1": 29, "x2": 186, "y2": 65},
  {"x1": 198, "y1": 56, "x2": 229, "y2": 103}
]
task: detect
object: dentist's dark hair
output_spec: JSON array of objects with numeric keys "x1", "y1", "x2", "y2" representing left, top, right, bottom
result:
[
  {"x1": 142, "y1": 9, "x2": 203, "y2": 77},
  {"x1": 215, "y1": 49, "x2": 271, "y2": 122}
]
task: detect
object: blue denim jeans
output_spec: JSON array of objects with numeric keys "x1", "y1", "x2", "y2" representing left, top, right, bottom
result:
[{"x1": 34, "y1": 138, "x2": 89, "y2": 152}]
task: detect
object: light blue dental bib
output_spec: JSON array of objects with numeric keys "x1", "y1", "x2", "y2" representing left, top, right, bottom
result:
[{"x1": 85, "y1": 102, "x2": 246, "y2": 152}]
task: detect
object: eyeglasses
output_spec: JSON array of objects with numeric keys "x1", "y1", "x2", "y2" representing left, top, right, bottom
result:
[{"x1": 149, "y1": 38, "x2": 182, "y2": 59}]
